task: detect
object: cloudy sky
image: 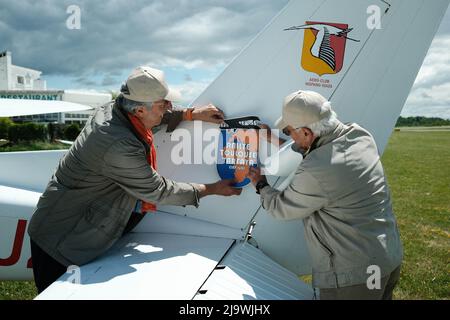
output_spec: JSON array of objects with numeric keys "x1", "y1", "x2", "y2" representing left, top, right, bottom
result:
[{"x1": 0, "y1": 0, "x2": 449, "y2": 118}]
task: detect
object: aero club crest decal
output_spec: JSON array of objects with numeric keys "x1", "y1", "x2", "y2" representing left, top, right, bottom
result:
[{"x1": 285, "y1": 21, "x2": 360, "y2": 77}]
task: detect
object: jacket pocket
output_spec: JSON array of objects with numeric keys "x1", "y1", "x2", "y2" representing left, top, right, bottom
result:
[
  {"x1": 86, "y1": 200, "x2": 126, "y2": 238},
  {"x1": 310, "y1": 226, "x2": 335, "y2": 269},
  {"x1": 56, "y1": 218, "x2": 114, "y2": 265},
  {"x1": 56, "y1": 202, "x2": 127, "y2": 266}
]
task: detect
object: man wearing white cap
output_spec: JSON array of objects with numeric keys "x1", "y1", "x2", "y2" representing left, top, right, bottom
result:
[
  {"x1": 249, "y1": 90, "x2": 403, "y2": 300},
  {"x1": 28, "y1": 66, "x2": 242, "y2": 293}
]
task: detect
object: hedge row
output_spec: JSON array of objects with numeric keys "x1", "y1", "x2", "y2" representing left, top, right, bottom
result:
[
  {"x1": 8, "y1": 122, "x2": 48, "y2": 142},
  {"x1": 0, "y1": 118, "x2": 81, "y2": 143}
]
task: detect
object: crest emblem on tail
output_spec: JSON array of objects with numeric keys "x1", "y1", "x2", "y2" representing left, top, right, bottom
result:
[{"x1": 285, "y1": 21, "x2": 360, "y2": 76}]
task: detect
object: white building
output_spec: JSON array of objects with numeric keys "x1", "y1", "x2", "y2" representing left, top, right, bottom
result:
[
  {"x1": 0, "y1": 50, "x2": 112, "y2": 125},
  {"x1": 0, "y1": 51, "x2": 46, "y2": 91}
]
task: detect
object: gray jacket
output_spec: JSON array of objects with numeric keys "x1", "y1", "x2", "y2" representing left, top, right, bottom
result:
[
  {"x1": 260, "y1": 122, "x2": 403, "y2": 289},
  {"x1": 28, "y1": 101, "x2": 200, "y2": 267}
]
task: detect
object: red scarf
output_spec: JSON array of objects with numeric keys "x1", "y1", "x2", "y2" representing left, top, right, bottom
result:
[{"x1": 127, "y1": 113, "x2": 157, "y2": 213}]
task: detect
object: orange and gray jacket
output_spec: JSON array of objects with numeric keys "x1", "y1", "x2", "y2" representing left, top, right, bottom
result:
[
  {"x1": 260, "y1": 122, "x2": 403, "y2": 289},
  {"x1": 28, "y1": 100, "x2": 199, "y2": 267}
]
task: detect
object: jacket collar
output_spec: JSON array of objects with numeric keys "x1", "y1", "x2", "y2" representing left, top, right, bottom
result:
[
  {"x1": 112, "y1": 100, "x2": 151, "y2": 154},
  {"x1": 304, "y1": 122, "x2": 348, "y2": 157}
]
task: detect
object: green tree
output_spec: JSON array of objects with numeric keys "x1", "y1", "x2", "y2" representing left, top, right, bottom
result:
[
  {"x1": 64, "y1": 124, "x2": 81, "y2": 141},
  {"x1": 0, "y1": 117, "x2": 13, "y2": 139},
  {"x1": 8, "y1": 122, "x2": 48, "y2": 142},
  {"x1": 396, "y1": 116, "x2": 450, "y2": 127}
]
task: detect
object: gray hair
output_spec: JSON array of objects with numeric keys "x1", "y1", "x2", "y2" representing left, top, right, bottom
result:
[
  {"x1": 305, "y1": 102, "x2": 341, "y2": 137},
  {"x1": 119, "y1": 95, "x2": 153, "y2": 114}
]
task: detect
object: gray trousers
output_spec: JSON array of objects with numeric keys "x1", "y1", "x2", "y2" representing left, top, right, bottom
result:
[{"x1": 319, "y1": 265, "x2": 402, "y2": 300}]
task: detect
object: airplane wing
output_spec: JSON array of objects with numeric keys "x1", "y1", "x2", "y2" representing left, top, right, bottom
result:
[
  {"x1": 36, "y1": 213, "x2": 313, "y2": 300},
  {"x1": 37, "y1": 232, "x2": 236, "y2": 300},
  {"x1": 0, "y1": 98, "x2": 92, "y2": 117},
  {"x1": 0, "y1": 150, "x2": 67, "y2": 192}
]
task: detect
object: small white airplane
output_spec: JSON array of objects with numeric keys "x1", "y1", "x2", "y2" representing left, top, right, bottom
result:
[{"x1": 0, "y1": 0, "x2": 448, "y2": 300}]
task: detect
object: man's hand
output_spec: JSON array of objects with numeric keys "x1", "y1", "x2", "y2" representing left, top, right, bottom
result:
[
  {"x1": 248, "y1": 167, "x2": 267, "y2": 188},
  {"x1": 192, "y1": 104, "x2": 225, "y2": 124},
  {"x1": 198, "y1": 179, "x2": 242, "y2": 198}
]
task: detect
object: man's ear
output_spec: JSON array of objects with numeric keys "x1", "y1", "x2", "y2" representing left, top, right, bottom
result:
[
  {"x1": 304, "y1": 127, "x2": 314, "y2": 137},
  {"x1": 134, "y1": 106, "x2": 145, "y2": 118}
]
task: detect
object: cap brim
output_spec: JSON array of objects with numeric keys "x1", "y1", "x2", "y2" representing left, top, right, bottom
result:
[
  {"x1": 165, "y1": 88, "x2": 182, "y2": 102},
  {"x1": 274, "y1": 117, "x2": 288, "y2": 130}
]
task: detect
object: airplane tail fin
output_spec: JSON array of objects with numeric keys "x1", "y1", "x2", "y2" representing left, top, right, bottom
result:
[
  {"x1": 192, "y1": 0, "x2": 449, "y2": 153},
  {"x1": 155, "y1": 0, "x2": 449, "y2": 275}
]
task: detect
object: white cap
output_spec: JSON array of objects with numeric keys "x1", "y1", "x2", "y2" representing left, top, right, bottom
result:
[
  {"x1": 275, "y1": 90, "x2": 331, "y2": 129},
  {"x1": 122, "y1": 66, "x2": 181, "y2": 103}
]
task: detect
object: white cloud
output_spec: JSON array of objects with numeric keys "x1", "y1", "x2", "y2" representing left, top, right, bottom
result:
[
  {"x1": 171, "y1": 79, "x2": 212, "y2": 106},
  {"x1": 1, "y1": 0, "x2": 449, "y2": 118},
  {"x1": 0, "y1": 0, "x2": 287, "y2": 77},
  {"x1": 413, "y1": 36, "x2": 450, "y2": 88},
  {"x1": 402, "y1": 34, "x2": 450, "y2": 119},
  {"x1": 148, "y1": 56, "x2": 225, "y2": 71},
  {"x1": 406, "y1": 82, "x2": 450, "y2": 104}
]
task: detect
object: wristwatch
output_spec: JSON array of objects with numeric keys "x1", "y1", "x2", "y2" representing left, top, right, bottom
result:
[
  {"x1": 184, "y1": 108, "x2": 195, "y2": 121},
  {"x1": 255, "y1": 180, "x2": 269, "y2": 195}
]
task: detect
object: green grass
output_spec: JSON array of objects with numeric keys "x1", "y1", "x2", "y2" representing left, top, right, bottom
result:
[
  {"x1": 0, "y1": 131, "x2": 449, "y2": 300},
  {"x1": 0, "y1": 282, "x2": 37, "y2": 300},
  {"x1": 381, "y1": 131, "x2": 450, "y2": 300},
  {"x1": 396, "y1": 126, "x2": 450, "y2": 131},
  {"x1": 0, "y1": 141, "x2": 69, "y2": 152}
]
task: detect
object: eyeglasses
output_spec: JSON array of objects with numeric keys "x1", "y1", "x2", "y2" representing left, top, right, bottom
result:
[
  {"x1": 154, "y1": 100, "x2": 173, "y2": 111},
  {"x1": 282, "y1": 127, "x2": 303, "y2": 136}
]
